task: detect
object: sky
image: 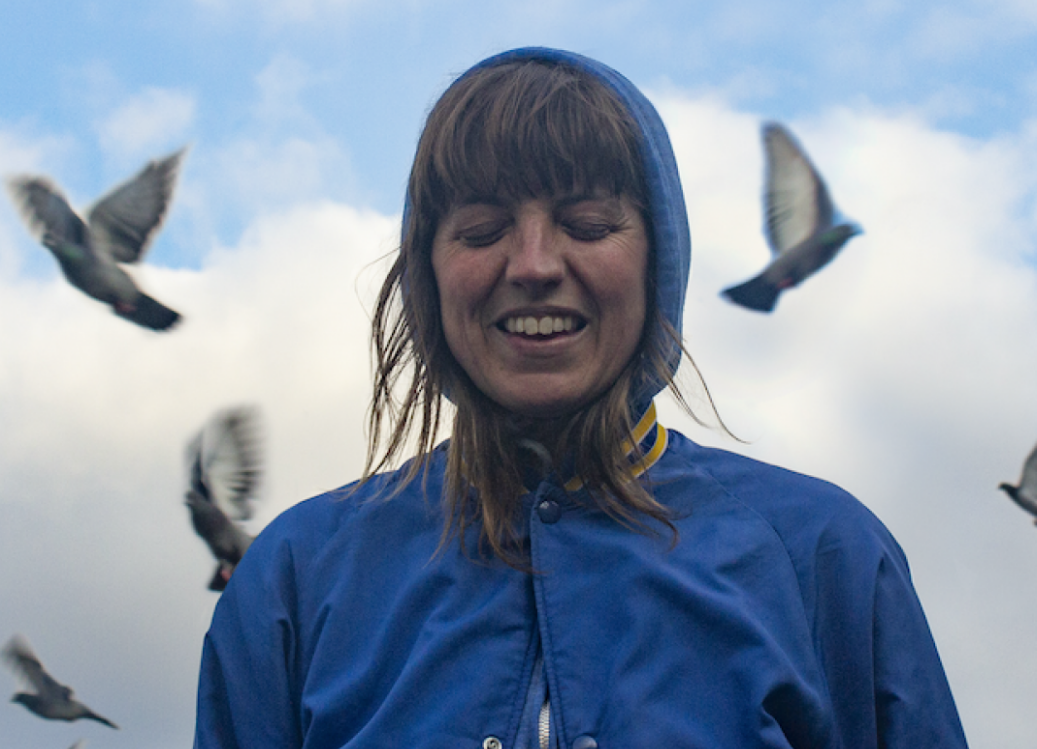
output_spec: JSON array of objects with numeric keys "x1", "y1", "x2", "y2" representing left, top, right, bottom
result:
[{"x1": 1, "y1": 0, "x2": 1037, "y2": 746}]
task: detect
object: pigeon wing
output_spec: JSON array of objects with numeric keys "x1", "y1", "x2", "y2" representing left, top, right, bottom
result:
[
  {"x1": 1016, "y1": 440, "x2": 1037, "y2": 505},
  {"x1": 185, "y1": 430, "x2": 212, "y2": 503},
  {"x1": 186, "y1": 493, "x2": 254, "y2": 565},
  {"x1": 197, "y1": 405, "x2": 264, "y2": 521},
  {"x1": 87, "y1": 148, "x2": 186, "y2": 264},
  {"x1": 2, "y1": 635, "x2": 71, "y2": 701},
  {"x1": 7, "y1": 177, "x2": 89, "y2": 249},
  {"x1": 762, "y1": 122, "x2": 835, "y2": 255}
]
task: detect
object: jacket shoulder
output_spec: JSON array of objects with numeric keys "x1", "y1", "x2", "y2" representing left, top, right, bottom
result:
[
  {"x1": 233, "y1": 454, "x2": 448, "y2": 585},
  {"x1": 658, "y1": 430, "x2": 904, "y2": 568}
]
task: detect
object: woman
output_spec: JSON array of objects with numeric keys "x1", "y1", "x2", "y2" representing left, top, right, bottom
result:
[{"x1": 194, "y1": 48, "x2": 968, "y2": 748}]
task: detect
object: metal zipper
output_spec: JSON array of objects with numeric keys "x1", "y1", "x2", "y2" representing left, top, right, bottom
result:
[{"x1": 538, "y1": 696, "x2": 550, "y2": 749}]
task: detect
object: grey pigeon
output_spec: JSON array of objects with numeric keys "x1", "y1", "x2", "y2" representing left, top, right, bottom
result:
[
  {"x1": 2, "y1": 635, "x2": 118, "y2": 729},
  {"x1": 722, "y1": 122, "x2": 862, "y2": 312},
  {"x1": 7, "y1": 148, "x2": 186, "y2": 331},
  {"x1": 185, "y1": 405, "x2": 264, "y2": 591},
  {"x1": 999, "y1": 440, "x2": 1037, "y2": 524}
]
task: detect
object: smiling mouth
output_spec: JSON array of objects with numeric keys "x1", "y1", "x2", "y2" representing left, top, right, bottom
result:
[{"x1": 499, "y1": 314, "x2": 585, "y2": 337}]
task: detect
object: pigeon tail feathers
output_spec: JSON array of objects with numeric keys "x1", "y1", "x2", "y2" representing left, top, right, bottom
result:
[
  {"x1": 721, "y1": 275, "x2": 781, "y2": 313},
  {"x1": 84, "y1": 710, "x2": 119, "y2": 729},
  {"x1": 113, "y1": 293, "x2": 181, "y2": 331},
  {"x1": 208, "y1": 562, "x2": 234, "y2": 592}
]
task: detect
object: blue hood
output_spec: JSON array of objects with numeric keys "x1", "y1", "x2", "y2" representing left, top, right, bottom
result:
[{"x1": 409, "y1": 47, "x2": 692, "y2": 403}]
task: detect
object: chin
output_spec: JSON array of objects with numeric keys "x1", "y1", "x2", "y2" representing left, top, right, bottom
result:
[
  {"x1": 499, "y1": 393, "x2": 596, "y2": 421},
  {"x1": 481, "y1": 376, "x2": 615, "y2": 420}
]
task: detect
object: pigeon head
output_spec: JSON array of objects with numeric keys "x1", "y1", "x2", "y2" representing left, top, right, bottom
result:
[
  {"x1": 822, "y1": 224, "x2": 862, "y2": 245},
  {"x1": 40, "y1": 231, "x2": 86, "y2": 261},
  {"x1": 998, "y1": 482, "x2": 1018, "y2": 500},
  {"x1": 184, "y1": 489, "x2": 210, "y2": 508}
]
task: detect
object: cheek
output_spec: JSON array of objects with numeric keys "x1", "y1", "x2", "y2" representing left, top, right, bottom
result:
[
  {"x1": 607, "y1": 247, "x2": 649, "y2": 355},
  {"x1": 607, "y1": 249, "x2": 649, "y2": 320},
  {"x1": 431, "y1": 259, "x2": 458, "y2": 337},
  {"x1": 431, "y1": 250, "x2": 482, "y2": 364},
  {"x1": 433, "y1": 259, "x2": 467, "y2": 323},
  {"x1": 434, "y1": 248, "x2": 500, "y2": 320}
]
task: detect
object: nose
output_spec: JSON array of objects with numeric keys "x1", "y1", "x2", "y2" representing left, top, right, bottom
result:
[{"x1": 504, "y1": 207, "x2": 564, "y2": 295}]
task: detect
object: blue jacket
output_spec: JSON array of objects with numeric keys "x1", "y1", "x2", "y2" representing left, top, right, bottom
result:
[{"x1": 194, "y1": 412, "x2": 967, "y2": 747}]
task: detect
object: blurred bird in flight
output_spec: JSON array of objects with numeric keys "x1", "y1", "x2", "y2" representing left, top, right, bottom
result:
[
  {"x1": 999, "y1": 440, "x2": 1037, "y2": 525},
  {"x1": 722, "y1": 122, "x2": 862, "y2": 312},
  {"x1": 2, "y1": 635, "x2": 118, "y2": 729},
  {"x1": 6, "y1": 148, "x2": 186, "y2": 331},
  {"x1": 185, "y1": 405, "x2": 265, "y2": 591}
]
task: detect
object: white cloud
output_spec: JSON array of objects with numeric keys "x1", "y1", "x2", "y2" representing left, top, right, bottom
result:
[
  {"x1": 175, "y1": 134, "x2": 359, "y2": 251},
  {"x1": 0, "y1": 199, "x2": 398, "y2": 747},
  {"x1": 96, "y1": 87, "x2": 196, "y2": 160},
  {"x1": 253, "y1": 55, "x2": 317, "y2": 126},
  {"x1": 4, "y1": 87, "x2": 1037, "y2": 747},
  {"x1": 163, "y1": 54, "x2": 361, "y2": 257},
  {"x1": 654, "y1": 91, "x2": 1037, "y2": 748}
]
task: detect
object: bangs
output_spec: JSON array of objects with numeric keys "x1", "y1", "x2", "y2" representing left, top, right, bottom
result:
[{"x1": 415, "y1": 61, "x2": 647, "y2": 216}]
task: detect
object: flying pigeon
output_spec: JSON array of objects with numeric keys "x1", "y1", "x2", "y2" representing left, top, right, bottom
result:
[
  {"x1": 7, "y1": 148, "x2": 186, "y2": 331},
  {"x1": 185, "y1": 405, "x2": 265, "y2": 591},
  {"x1": 721, "y1": 122, "x2": 862, "y2": 313},
  {"x1": 999, "y1": 440, "x2": 1037, "y2": 524},
  {"x1": 2, "y1": 635, "x2": 118, "y2": 729}
]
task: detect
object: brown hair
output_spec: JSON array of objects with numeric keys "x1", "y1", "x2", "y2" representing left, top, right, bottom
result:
[{"x1": 363, "y1": 59, "x2": 710, "y2": 567}]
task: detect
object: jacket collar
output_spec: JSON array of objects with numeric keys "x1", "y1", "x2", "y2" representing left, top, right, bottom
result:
[{"x1": 561, "y1": 400, "x2": 668, "y2": 494}]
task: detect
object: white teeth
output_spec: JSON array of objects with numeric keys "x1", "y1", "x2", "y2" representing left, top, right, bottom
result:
[{"x1": 504, "y1": 315, "x2": 576, "y2": 336}]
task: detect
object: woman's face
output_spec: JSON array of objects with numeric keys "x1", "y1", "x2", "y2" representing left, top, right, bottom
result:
[{"x1": 431, "y1": 193, "x2": 648, "y2": 418}]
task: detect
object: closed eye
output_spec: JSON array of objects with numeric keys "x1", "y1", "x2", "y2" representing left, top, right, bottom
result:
[
  {"x1": 556, "y1": 197, "x2": 628, "y2": 242},
  {"x1": 562, "y1": 221, "x2": 619, "y2": 242},
  {"x1": 457, "y1": 220, "x2": 510, "y2": 248}
]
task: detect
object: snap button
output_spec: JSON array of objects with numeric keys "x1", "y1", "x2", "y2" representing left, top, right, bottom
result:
[
  {"x1": 536, "y1": 499, "x2": 561, "y2": 524},
  {"x1": 482, "y1": 737, "x2": 503, "y2": 749},
  {"x1": 572, "y1": 736, "x2": 598, "y2": 749}
]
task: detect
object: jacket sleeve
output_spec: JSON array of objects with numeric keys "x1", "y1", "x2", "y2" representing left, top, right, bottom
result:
[
  {"x1": 194, "y1": 532, "x2": 303, "y2": 749},
  {"x1": 815, "y1": 516, "x2": 969, "y2": 749},
  {"x1": 870, "y1": 545, "x2": 969, "y2": 748}
]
